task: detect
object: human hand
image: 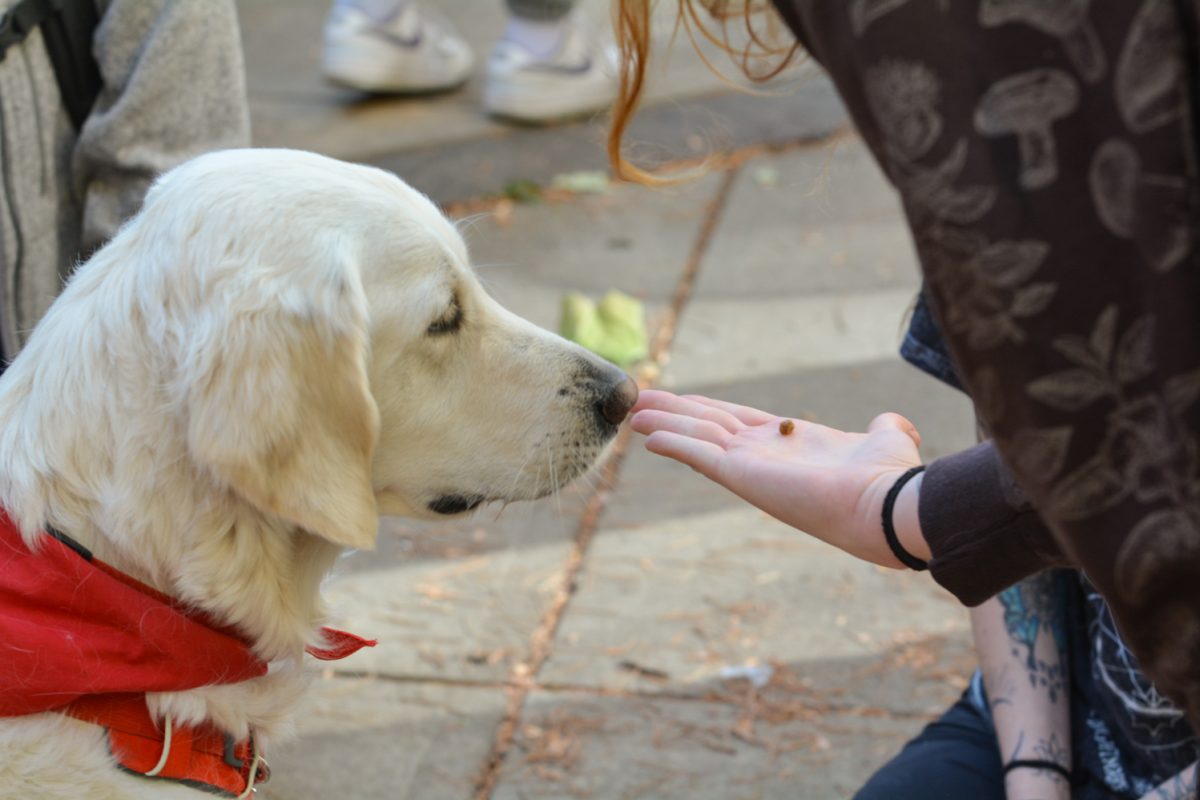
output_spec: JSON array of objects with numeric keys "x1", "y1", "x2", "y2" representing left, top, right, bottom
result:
[{"x1": 630, "y1": 390, "x2": 927, "y2": 568}]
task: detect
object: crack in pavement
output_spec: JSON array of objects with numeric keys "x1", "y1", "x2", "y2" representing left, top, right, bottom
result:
[
  {"x1": 316, "y1": 668, "x2": 939, "y2": 722},
  {"x1": 470, "y1": 164, "x2": 743, "y2": 800}
]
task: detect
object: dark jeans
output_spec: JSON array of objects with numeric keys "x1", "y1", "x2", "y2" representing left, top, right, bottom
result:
[
  {"x1": 855, "y1": 686, "x2": 1005, "y2": 800},
  {"x1": 855, "y1": 677, "x2": 1134, "y2": 799}
]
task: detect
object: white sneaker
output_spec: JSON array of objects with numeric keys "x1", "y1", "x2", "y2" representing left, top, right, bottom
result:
[
  {"x1": 483, "y1": 14, "x2": 618, "y2": 123},
  {"x1": 322, "y1": 2, "x2": 474, "y2": 93}
]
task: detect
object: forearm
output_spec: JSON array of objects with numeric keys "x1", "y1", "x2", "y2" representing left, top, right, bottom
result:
[{"x1": 971, "y1": 573, "x2": 1072, "y2": 799}]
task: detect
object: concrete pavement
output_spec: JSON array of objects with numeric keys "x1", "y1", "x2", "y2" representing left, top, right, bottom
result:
[
  {"x1": 238, "y1": 0, "x2": 844, "y2": 205},
  {"x1": 236, "y1": 3, "x2": 980, "y2": 797}
]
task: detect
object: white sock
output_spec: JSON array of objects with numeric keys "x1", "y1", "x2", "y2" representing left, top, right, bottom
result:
[
  {"x1": 502, "y1": 15, "x2": 569, "y2": 61},
  {"x1": 339, "y1": 0, "x2": 409, "y2": 22}
]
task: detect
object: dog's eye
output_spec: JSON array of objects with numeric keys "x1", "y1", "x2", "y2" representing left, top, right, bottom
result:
[{"x1": 427, "y1": 300, "x2": 462, "y2": 336}]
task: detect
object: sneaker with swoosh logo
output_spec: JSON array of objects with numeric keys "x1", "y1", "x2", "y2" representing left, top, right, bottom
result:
[
  {"x1": 483, "y1": 13, "x2": 618, "y2": 123},
  {"x1": 322, "y1": 2, "x2": 474, "y2": 93}
]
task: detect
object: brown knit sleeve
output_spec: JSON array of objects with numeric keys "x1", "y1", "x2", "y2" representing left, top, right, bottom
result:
[{"x1": 919, "y1": 441, "x2": 1069, "y2": 606}]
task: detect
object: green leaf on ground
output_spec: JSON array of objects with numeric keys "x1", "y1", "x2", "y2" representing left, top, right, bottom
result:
[
  {"x1": 551, "y1": 170, "x2": 610, "y2": 194},
  {"x1": 559, "y1": 290, "x2": 649, "y2": 367},
  {"x1": 503, "y1": 180, "x2": 542, "y2": 204}
]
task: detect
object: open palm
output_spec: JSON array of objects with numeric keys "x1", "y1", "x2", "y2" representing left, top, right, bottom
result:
[{"x1": 630, "y1": 390, "x2": 925, "y2": 567}]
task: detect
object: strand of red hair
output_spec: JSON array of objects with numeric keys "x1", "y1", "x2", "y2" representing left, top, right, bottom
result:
[{"x1": 608, "y1": 0, "x2": 803, "y2": 184}]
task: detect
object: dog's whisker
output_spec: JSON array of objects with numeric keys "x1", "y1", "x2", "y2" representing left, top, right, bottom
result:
[
  {"x1": 452, "y1": 212, "x2": 491, "y2": 234},
  {"x1": 501, "y1": 429, "x2": 544, "y2": 504},
  {"x1": 575, "y1": 463, "x2": 600, "y2": 496},
  {"x1": 547, "y1": 440, "x2": 564, "y2": 519}
]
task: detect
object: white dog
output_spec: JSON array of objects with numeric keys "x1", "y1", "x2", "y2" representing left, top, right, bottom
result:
[{"x1": 0, "y1": 149, "x2": 636, "y2": 799}]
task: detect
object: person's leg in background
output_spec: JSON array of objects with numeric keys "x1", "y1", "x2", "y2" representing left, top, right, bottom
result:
[
  {"x1": 854, "y1": 674, "x2": 1007, "y2": 800},
  {"x1": 485, "y1": 0, "x2": 616, "y2": 121},
  {"x1": 499, "y1": 0, "x2": 578, "y2": 53},
  {"x1": 322, "y1": 0, "x2": 616, "y2": 122},
  {"x1": 322, "y1": 0, "x2": 475, "y2": 93}
]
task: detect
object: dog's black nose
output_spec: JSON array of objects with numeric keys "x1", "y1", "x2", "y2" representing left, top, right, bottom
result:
[{"x1": 598, "y1": 375, "x2": 639, "y2": 426}]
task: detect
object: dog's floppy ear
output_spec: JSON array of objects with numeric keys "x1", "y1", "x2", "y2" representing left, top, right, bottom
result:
[{"x1": 185, "y1": 253, "x2": 381, "y2": 550}]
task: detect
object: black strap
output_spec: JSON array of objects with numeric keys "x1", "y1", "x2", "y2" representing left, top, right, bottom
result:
[
  {"x1": 45, "y1": 525, "x2": 93, "y2": 560},
  {"x1": 881, "y1": 465, "x2": 928, "y2": 571},
  {"x1": 0, "y1": 0, "x2": 101, "y2": 130},
  {"x1": 1003, "y1": 759, "x2": 1073, "y2": 784},
  {"x1": 0, "y1": 0, "x2": 53, "y2": 54}
]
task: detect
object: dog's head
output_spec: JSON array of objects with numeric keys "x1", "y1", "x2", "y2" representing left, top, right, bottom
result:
[{"x1": 132, "y1": 149, "x2": 635, "y2": 551}]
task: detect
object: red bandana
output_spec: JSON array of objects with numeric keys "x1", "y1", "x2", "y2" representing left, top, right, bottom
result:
[
  {"x1": 0, "y1": 512, "x2": 375, "y2": 794},
  {"x1": 0, "y1": 512, "x2": 374, "y2": 716}
]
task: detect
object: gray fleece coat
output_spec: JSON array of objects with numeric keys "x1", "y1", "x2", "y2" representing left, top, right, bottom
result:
[{"x1": 0, "y1": 0, "x2": 250, "y2": 360}]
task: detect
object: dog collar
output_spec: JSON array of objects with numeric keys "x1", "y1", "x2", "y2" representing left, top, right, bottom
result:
[
  {"x1": 64, "y1": 694, "x2": 271, "y2": 798},
  {"x1": 0, "y1": 512, "x2": 375, "y2": 794}
]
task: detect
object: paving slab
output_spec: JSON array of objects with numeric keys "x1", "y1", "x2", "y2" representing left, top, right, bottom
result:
[
  {"x1": 695, "y1": 143, "x2": 918, "y2": 298},
  {"x1": 327, "y1": 509, "x2": 580, "y2": 682},
  {"x1": 667, "y1": 138, "x2": 929, "y2": 386},
  {"x1": 539, "y1": 506, "x2": 971, "y2": 716},
  {"x1": 458, "y1": 172, "x2": 725, "y2": 330},
  {"x1": 261, "y1": 676, "x2": 505, "y2": 800},
  {"x1": 667, "y1": 288, "x2": 923, "y2": 388},
  {"x1": 240, "y1": 0, "x2": 508, "y2": 155},
  {"x1": 374, "y1": 78, "x2": 846, "y2": 206},
  {"x1": 239, "y1": 0, "x2": 825, "y2": 152},
  {"x1": 492, "y1": 688, "x2": 923, "y2": 800},
  {"x1": 239, "y1": 0, "x2": 847, "y2": 203}
]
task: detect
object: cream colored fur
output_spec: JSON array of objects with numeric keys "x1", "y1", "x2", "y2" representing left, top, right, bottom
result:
[{"x1": 0, "y1": 149, "x2": 625, "y2": 799}]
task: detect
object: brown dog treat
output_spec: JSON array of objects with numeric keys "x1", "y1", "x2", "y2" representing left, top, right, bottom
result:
[{"x1": 779, "y1": 419, "x2": 795, "y2": 436}]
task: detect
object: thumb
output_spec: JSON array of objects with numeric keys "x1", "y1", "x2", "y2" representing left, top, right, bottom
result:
[{"x1": 867, "y1": 412, "x2": 922, "y2": 448}]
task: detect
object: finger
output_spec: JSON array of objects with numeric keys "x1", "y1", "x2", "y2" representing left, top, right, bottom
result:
[
  {"x1": 631, "y1": 409, "x2": 732, "y2": 447},
  {"x1": 644, "y1": 431, "x2": 723, "y2": 478},
  {"x1": 632, "y1": 388, "x2": 676, "y2": 413},
  {"x1": 867, "y1": 412, "x2": 922, "y2": 448},
  {"x1": 633, "y1": 390, "x2": 743, "y2": 433},
  {"x1": 679, "y1": 394, "x2": 776, "y2": 426}
]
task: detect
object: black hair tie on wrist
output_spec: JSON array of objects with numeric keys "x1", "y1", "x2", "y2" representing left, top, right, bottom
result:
[
  {"x1": 1003, "y1": 759, "x2": 1073, "y2": 784},
  {"x1": 881, "y1": 466, "x2": 927, "y2": 571}
]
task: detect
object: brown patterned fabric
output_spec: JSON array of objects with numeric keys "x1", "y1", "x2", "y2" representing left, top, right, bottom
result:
[{"x1": 770, "y1": 0, "x2": 1200, "y2": 732}]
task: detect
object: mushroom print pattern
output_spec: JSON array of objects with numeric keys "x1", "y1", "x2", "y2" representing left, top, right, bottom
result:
[
  {"x1": 974, "y1": 69, "x2": 1080, "y2": 191},
  {"x1": 979, "y1": 0, "x2": 1106, "y2": 83},
  {"x1": 864, "y1": 59, "x2": 942, "y2": 162},
  {"x1": 920, "y1": 229, "x2": 1056, "y2": 350},
  {"x1": 1116, "y1": 0, "x2": 1185, "y2": 133},
  {"x1": 864, "y1": 60, "x2": 996, "y2": 225},
  {"x1": 891, "y1": 140, "x2": 997, "y2": 226},
  {"x1": 1089, "y1": 139, "x2": 1191, "y2": 272},
  {"x1": 776, "y1": 1, "x2": 1200, "y2": 779},
  {"x1": 849, "y1": 0, "x2": 914, "y2": 37}
]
